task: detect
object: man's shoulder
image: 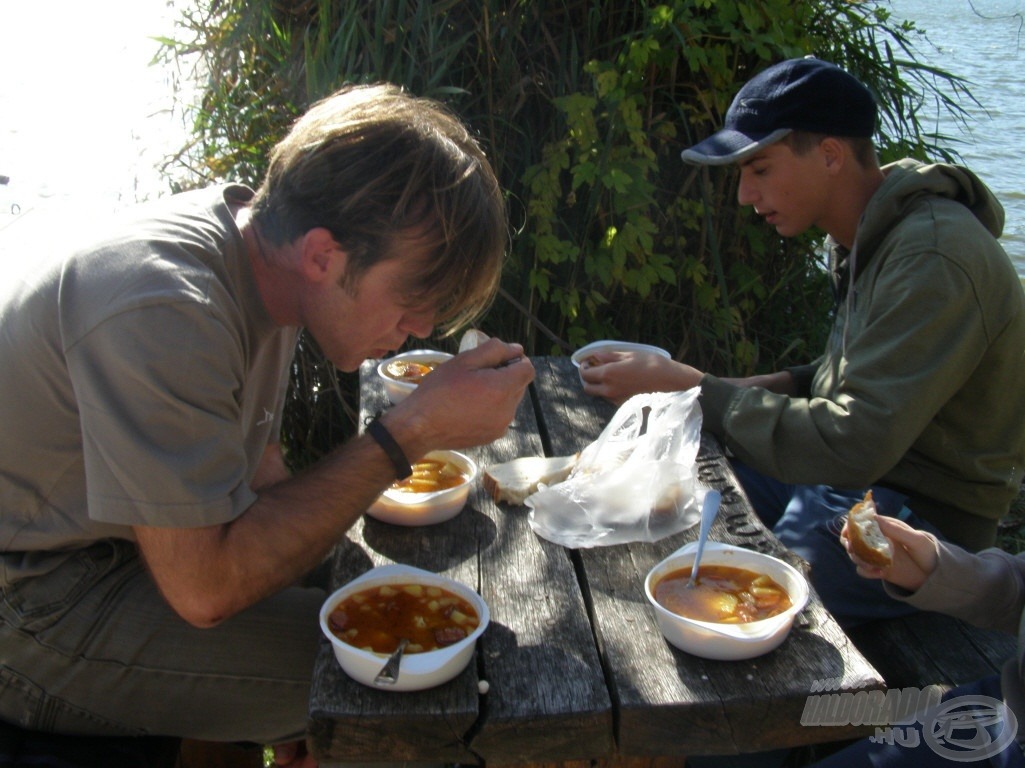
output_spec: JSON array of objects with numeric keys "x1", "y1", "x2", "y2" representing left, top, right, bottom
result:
[
  {"x1": 877, "y1": 159, "x2": 1004, "y2": 239},
  {"x1": 869, "y1": 175, "x2": 1011, "y2": 281},
  {"x1": 57, "y1": 191, "x2": 252, "y2": 341}
]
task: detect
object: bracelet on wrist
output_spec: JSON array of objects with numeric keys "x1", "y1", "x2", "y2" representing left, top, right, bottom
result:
[{"x1": 365, "y1": 418, "x2": 413, "y2": 480}]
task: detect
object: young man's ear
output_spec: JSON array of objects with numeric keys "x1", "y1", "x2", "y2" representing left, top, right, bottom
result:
[
  {"x1": 819, "y1": 137, "x2": 847, "y2": 174},
  {"x1": 299, "y1": 227, "x2": 347, "y2": 284}
]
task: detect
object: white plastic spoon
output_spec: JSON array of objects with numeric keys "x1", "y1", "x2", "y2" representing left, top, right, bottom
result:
[{"x1": 686, "y1": 489, "x2": 722, "y2": 588}]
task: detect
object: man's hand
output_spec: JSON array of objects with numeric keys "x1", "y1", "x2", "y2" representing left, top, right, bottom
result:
[
  {"x1": 578, "y1": 350, "x2": 701, "y2": 405},
  {"x1": 386, "y1": 337, "x2": 534, "y2": 456},
  {"x1": 840, "y1": 515, "x2": 940, "y2": 592}
]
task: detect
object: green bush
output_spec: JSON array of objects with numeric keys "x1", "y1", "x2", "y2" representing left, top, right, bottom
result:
[{"x1": 158, "y1": 0, "x2": 970, "y2": 467}]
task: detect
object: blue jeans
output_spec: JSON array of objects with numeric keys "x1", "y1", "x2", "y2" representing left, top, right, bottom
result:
[
  {"x1": 812, "y1": 675, "x2": 1025, "y2": 767},
  {"x1": 731, "y1": 460, "x2": 945, "y2": 629}
]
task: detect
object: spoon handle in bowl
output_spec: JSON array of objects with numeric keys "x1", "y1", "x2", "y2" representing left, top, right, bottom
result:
[
  {"x1": 687, "y1": 489, "x2": 722, "y2": 587},
  {"x1": 374, "y1": 638, "x2": 410, "y2": 685}
]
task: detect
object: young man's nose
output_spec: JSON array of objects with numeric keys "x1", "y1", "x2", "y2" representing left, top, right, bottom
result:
[{"x1": 737, "y1": 177, "x2": 758, "y2": 207}]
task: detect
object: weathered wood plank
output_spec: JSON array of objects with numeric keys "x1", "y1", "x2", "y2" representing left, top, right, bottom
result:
[
  {"x1": 308, "y1": 364, "x2": 485, "y2": 763},
  {"x1": 469, "y1": 386, "x2": 613, "y2": 763},
  {"x1": 848, "y1": 613, "x2": 1016, "y2": 693}
]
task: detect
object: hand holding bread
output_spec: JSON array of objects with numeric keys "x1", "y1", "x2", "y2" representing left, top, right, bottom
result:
[
  {"x1": 840, "y1": 492, "x2": 940, "y2": 593},
  {"x1": 845, "y1": 491, "x2": 893, "y2": 568}
]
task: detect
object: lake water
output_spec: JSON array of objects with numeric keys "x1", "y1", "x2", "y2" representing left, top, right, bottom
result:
[
  {"x1": 888, "y1": 0, "x2": 1025, "y2": 279},
  {"x1": 0, "y1": 0, "x2": 180, "y2": 228}
]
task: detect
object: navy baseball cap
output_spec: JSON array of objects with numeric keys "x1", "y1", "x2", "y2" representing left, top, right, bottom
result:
[{"x1": 681, "y1": 57, "x2": 877, "y2": 166}]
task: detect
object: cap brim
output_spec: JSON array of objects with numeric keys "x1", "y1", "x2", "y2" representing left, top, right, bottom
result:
[{"x1": 681, "y1": 127, "x2": 792, "y2": 166}]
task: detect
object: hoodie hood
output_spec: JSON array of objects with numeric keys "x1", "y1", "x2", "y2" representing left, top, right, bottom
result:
[
  {"x1": 828, "y1": 157, "x2": 1009, "y2": 356},
  {"x1": 856, "y1": 159, "x2": 1005, "y2": 257}
]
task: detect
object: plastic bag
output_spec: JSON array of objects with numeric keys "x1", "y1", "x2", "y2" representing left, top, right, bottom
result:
[{"x1": 526, "y1": 389, "x2": 703, "y2": 548}]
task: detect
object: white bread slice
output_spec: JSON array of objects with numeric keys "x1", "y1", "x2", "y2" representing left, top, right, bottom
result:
[
  {"x1": 846, "y1": 491, "x2": 894, "y2": 568},
  {"x1": 483, "y1": 454, "x2": 579, "y2": 505}
]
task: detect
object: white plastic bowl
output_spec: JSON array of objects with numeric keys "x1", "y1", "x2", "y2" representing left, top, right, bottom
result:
[
  {"x1": 377, "y1": 349, "x2": 454, "y2": 405},
  {"x1": 320, "y1": 564, "x2": 490, "y2": 692},
  {"x1": 366, "y1": 450, "x2": 477, "y2": 526},
  {"x1": 571, "y1": 340, "x2": 671, "y2": 386},
  {"x1": 644, "y1": 541, "x2": 809, "y2": 661}
]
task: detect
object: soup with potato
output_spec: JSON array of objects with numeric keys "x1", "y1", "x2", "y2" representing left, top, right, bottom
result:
[
  {"x1": 327, "y1": 583, "x2": 480, "y2": 654},
  {"x1": 384, "y1": 359, "x2": 439, "y2": 384},
  {"x1": 390, "y1": 457, "x2": 467, "y2": 494},
  {"x1": 653, "y1": 565, "x2": 791, "y2": 623}
]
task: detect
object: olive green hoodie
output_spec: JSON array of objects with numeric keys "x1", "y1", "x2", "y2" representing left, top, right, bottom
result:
[{"x1": 700, "y1": 159, "x2": 1025, "y2": 550}]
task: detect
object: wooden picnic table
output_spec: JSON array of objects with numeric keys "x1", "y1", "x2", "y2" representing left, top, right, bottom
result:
[{"x1": 307, "y1": 355, "x2": 884, "y2": 765}]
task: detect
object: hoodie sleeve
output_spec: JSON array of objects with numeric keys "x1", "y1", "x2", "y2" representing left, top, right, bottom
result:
[
  {"x1": 884, "y1": 543, "x2": 1025, "y2": 636},
  {"x1": 702, "y1": 247, "x2": 991, "y2": 486}
]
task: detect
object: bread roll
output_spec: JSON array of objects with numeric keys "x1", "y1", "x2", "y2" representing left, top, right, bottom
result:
[
  {"x1": 846, "y1": 491, "x2": 893, "y2": 568},
  {"x1": 483, "y1": 454, "x2": 578, "y2": 505}
]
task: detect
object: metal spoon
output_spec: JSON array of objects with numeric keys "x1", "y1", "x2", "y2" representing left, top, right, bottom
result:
[
  {"x1": 373, "y1": 638, "x2": 410, "y2": 685},
  {"x1": 687, "y1": 489, "x2": 722, "y2": 588}
]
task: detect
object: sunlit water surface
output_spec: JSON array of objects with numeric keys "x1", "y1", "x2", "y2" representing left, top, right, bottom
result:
[{"x1": 889, "y1": 0, "x2": 1025, "y2": 279}]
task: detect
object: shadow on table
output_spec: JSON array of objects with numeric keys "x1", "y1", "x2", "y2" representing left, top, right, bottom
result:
[{"x1": 354, "y1": 505, "x2": 498, "y2": 572}]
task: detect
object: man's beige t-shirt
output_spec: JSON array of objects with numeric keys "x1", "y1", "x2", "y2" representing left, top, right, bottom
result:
[{"x1": 0, "y1": 185, "x2": 298, "y2": 585}]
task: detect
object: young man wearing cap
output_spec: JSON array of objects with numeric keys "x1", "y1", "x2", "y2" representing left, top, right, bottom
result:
[{"x1": 579, "y1": 57, "x2": 1025, "y2": 628}]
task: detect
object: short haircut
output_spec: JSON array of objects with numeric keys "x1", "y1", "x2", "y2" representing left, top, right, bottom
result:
[
  {"x1": 251, "y1": 83, "x2": 507, "y2": 331},
  {"x1": 784, "y1": 131, "x2": 878, "y2": 169}
]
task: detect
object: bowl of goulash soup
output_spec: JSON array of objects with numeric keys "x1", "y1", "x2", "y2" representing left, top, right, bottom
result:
[
  {"x1": 320, "y1": 564, "x2": 490, "y2": 691},
  {"x1": 377, "y1": 349, "x2": 454, "y2": 404},
  {"x1": 366, "y1": 450, "x2": 477, "y2": 526},
  {"x1": 644, "y1": 541, "x2": 809, "y2": 660}
]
